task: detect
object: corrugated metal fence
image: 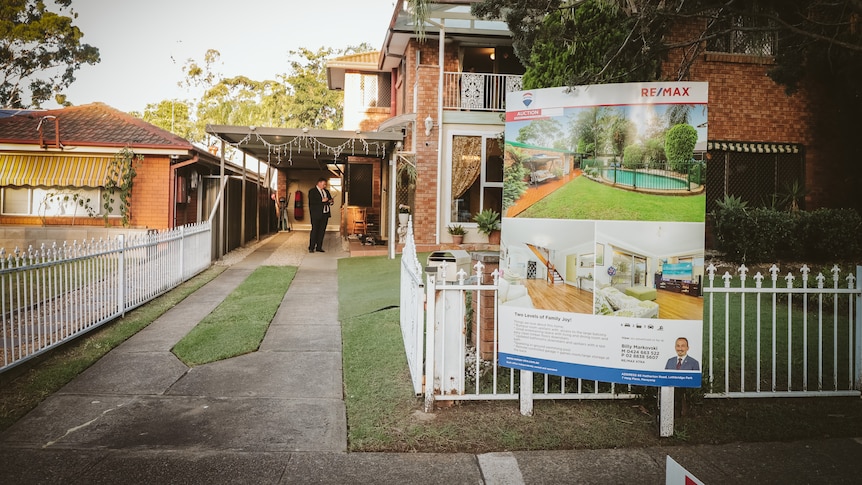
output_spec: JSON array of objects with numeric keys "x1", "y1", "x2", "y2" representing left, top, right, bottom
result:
[{"x1": 0, "y1": 222, "x2": 212, "y2": 372}]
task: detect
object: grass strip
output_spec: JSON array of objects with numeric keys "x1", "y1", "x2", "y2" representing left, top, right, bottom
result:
[
  {"x1": 0, "y1": 265, "x2": 226, "y2": 432},
  {"x1": 172, "y1": 266, "x2": 295, "y2": 366}
]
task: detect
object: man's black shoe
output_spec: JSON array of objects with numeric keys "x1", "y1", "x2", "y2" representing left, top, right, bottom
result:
[
  {"x1": 316, "y1": 249, "x2": 325, "y2": 252},
  {"x1": 309, "y1": 249, "x2": 314, "y2": 253}
]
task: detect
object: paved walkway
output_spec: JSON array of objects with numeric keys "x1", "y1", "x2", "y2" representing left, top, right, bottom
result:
[{"x1": 1, "y1": 231, "x2": 861, "y2": 484}]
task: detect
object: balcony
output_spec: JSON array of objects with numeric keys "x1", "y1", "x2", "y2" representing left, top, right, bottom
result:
[{"x1": 443, "y1": 72, "x2": 523, "y2": 112}]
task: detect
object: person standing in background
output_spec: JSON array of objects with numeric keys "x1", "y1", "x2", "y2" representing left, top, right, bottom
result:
[{"x1": 308, "y1": 177, "x2": 332, "y2": 253}]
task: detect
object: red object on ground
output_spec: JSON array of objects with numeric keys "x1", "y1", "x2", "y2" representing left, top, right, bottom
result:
[{"x1": 294, "y1": 191, "x2": 304, "y2": 220}]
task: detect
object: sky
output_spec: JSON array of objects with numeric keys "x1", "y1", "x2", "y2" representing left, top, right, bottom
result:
[{"x1": 48, "y1": 0, "x2": 399, "y2": 113}]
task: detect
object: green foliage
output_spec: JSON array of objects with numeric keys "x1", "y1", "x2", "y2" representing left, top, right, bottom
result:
[
  {"x1": 102, "y1": 147, "x2": 142, "y2": 227},
  {"x1": 712, "y1": 202, "x2": 862, "y2": 263},
  {"x1": 503, "y1": 146, "x2": 530, "y2": 211},
  {"x1": 473, "y1": 208, "x2": 501, "y2": 236},
  {"x1": 0, "y1": 0, "x2": 100, "y2": 107},
  {"x1": 643, "y1": 138, "x2": 665, "y2": 166},
  {"x1": 134, "y1": 99, "x2": 196, "y2": 140},
  {"x1": 665, "y1": 124, "x2": 697, "y2": 171},
  {"x1": 689, "y1": 160, "x2": 705, "y2": 186},
  {"x1": 516, "y1": 118, "x2": 564, "y2": 148},
  {"x1": 447, "y1": 224, "x2": 466, "y2": 236},
  {"x1": 622, "y1": 144, "x2": 645, "y2": 169},
  {"x1": 514, "y1": 5, "x2": 661, "y2": 89}
]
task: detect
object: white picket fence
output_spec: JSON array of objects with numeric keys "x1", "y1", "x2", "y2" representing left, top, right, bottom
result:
[
  {"x1": 399, "y1": 229, "x2": 862, "y2": 417},
  {"x1": 0, "y1": 222, "x2": 212, "y2": 372},
  {"x1": 703, "y1": 263, "x2": 862, "y2": 397}
]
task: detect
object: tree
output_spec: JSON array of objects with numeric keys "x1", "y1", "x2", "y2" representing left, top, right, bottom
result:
[
  {"x1": 474, "y1": 1, "x2": 862, "y2": 90},
  {"x1": 665, "y1": 124, "x2": 698, "y2": 172},
  {"x1": 133, "y1": 100, "x2": 195, "y2": 141},
  {"x1": 0, "y1": 0, "x2": 100, "y2": 107},
  {"x1": 279, "y1": 47, "x2": 344, "y2": 130}
]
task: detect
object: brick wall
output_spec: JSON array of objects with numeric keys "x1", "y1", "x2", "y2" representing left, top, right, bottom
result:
[
  {"x1": 130, "y1": 156, "x2": 171, "y2": 229},
  {"x1": 664, "y1": 18, "x2": 851, "y2": 210}
]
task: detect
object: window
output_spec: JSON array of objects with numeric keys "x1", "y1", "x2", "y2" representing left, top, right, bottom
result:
[
  {"x1": 610, "y1": 249, "x2": 647, "y2": 289},
  {"x1": 356, "y1": 73, "x2": 391, "y2": 109},
  {"x1": 707, "y1": 15, "x2": 775, "y2": 56},
  {"x1": 449, "y1": 134, "x2": 503, "y2": 224},
  {"x1": 1, "y1": 187, "x2": 119, "y2": 217}
]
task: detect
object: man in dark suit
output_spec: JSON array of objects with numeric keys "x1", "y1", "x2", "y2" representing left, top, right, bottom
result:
[
  {"x1": 665, "y1": 337, "x2": 700, "y2": 370},
  {"x1": 308, "y1": 177, "x2": 332, "y2": 253}
]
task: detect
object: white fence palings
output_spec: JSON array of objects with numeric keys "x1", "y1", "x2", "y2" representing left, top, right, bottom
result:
[
  {"x1": 0, "y1": 222, "x2": 212, "y2": 372},
  {"x1": 401, "y1": 225, "x2": 861, "y2": 408},
  {"x1": 702, "y1": 263, "x2": 861, "y2": 398},
  {"x1": 399, "y1": 220, "x2": 425, "y2": 396}
]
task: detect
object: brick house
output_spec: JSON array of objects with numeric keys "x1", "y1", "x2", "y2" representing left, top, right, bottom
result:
[
  {"x1": 0, "y1": 103, "x2": 271, "y2": 252},
  {"x1": 327, "y1": 1, "x2": 853, "y2": 251}
]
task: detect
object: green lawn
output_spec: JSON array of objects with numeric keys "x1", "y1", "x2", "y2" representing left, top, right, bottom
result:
[
  {"x1": 173, "y1": 266, "x2": 296, "y2": 366},
  {"x1": 703, "y1": 275, "x2": 855, "y2": 393},
  {"x1": 518, "y1": 176, "x2": 705, "y2": 222}
]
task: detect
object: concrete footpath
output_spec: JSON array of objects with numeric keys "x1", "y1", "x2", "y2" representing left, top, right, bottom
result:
[{"x1": 1, "y1": 231, "x2": 861, "y2": 484}]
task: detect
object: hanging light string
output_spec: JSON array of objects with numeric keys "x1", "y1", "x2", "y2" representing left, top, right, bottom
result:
[{"x1": 219, "y1": 131, "x2": 388, "y2": 166}]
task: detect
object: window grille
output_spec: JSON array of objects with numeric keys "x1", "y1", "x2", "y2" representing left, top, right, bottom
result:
[
  {"x1": 705, "y1": 142, "x2": 805, "y2": 213},
  {"x1": 357, "y1": 74, "x2": 391, "y2": 109},
  {"x1": 707, "y1": 15, "x2": 775, "y2": 56}
]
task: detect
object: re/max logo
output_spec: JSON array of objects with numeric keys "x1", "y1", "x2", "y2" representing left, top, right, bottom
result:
[{"x1": 641, "y1": 87, "x2": 690, "y2": 97}]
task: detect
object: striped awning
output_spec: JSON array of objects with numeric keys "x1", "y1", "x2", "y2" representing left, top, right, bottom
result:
[
  {"x1": 0, "y1": 154, "x2": 113, "y2": 187},
  {"x1": 707, "y1": 141, "x2": 801, "y2": 154}
]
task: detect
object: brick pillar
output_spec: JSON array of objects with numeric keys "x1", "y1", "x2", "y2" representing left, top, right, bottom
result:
[
  {"x1": 470, "y1": 251, "x2": 500, "y2": 360},
  {"x1": 413, "y1": 63, "x2": 440, "y2": 246}
]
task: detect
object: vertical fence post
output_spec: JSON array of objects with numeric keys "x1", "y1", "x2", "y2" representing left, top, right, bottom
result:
[
  {"x1": 659, "y1": 386, "x2": 674, "y2": 437},
  {"x1": 424, "y1": 268, "x2": 438, "y2": 413},
  {"x1": 179, "y1": 225, "x2": 186, "y2": 281},
  {"x1": 855, "y1": 266, "x2": 862, "y2": 391},
  {"x1": 117, "y1": 235, "x2": 125, "y2": 317},
  {"x1": 519, "y1": 370, "x2": 533, "y2": 416}
]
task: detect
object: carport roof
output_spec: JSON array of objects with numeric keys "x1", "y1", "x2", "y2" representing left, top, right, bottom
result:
[{"x1": 205, "y1": 125, "x2": 403, "y2": 171}]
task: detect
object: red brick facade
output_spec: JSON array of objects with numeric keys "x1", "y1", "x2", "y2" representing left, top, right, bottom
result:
[{"x1": 664, "y1": 18, "x2": 849, "y2": 210}]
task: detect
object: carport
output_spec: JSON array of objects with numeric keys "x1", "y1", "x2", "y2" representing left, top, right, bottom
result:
[{"x1": 206, "y1": 124, "x2": 404, "y2": 256}]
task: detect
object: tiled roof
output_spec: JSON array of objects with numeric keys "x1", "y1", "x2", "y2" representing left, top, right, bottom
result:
[
  {"x1": 330, "y1": 51, "x2": 380, "y2": 65},
  {"x1": 0, "y1": 102, "x2": 192, "y2": 149}
]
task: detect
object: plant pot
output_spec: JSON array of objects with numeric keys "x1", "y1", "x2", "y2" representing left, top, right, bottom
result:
[
  {"x1": 451, "y1": 235, "x2": 464, "y2": 245},
  {"x1": 398, "y1": 213, "x2": 409, "y2": 226},
  {"x1": 488, "y1": 229, "x2": 501, "y2": 245}
]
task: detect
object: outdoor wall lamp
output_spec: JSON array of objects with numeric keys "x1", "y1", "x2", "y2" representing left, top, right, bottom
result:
[{"x1": 424, "y1": 115, "x2": 434, "y2": 136}]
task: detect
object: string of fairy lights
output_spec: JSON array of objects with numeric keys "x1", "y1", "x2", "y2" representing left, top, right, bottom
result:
[{"x1": 222, "y1": 130, "x2": 391, "y2": 167}]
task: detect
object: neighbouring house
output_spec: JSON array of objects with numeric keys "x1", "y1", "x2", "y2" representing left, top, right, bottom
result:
[{"x1": 0, "y1": 103, "x2": 273, "y2": 254}]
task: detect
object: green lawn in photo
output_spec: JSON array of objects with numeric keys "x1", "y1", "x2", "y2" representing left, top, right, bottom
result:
[{"x1": 517, "y1": 176, "x2": 705, "y2": 222}]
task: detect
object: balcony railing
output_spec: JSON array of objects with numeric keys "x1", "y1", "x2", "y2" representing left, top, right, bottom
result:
[{"x1": 443, "y1": 72, "x2": 523, "y2": 112}]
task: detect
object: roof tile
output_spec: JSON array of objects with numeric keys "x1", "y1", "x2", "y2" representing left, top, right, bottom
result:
[{"x1": 0, "y1": 102, "x2": 192, "y2": 149}]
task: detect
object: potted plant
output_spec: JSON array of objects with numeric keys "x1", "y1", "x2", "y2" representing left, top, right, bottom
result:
[
  {"x1": 447, "y1": 224, "x2": 466, "y2": 245},
  {"x1": 473, "y1": 208, "x2": 501, "y2": 244},
  {"x1": 398, "y1": 204, "x2": 410, "y2": 226}
]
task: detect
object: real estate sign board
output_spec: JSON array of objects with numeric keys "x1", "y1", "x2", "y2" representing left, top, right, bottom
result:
[{"x1": 499, "y1": 82, "x2": 708, "y2": 388}]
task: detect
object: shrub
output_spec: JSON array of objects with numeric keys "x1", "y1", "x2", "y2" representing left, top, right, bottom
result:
[
  {"x1": 622, "y1": 144, "x2": 645, "y2": 169},
  {"x1": 712, "y1": 199, "x2": 862, "y2": 263},
  {"x1": 665, "y1": 124, "x2": 697, "y2": 172},
  {"x1": 800, "y1": 208, "x2": 862, "y2": 261}
]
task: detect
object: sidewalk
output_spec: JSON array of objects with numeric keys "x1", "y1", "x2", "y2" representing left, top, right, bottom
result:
[{"x1": 1, "y1": 231, "x2": 861, "y2": 484}]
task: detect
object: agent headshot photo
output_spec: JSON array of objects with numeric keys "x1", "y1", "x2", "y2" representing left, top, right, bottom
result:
[{"x1": 665, "y1": 337, "x2": 700, "y2": 371}]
